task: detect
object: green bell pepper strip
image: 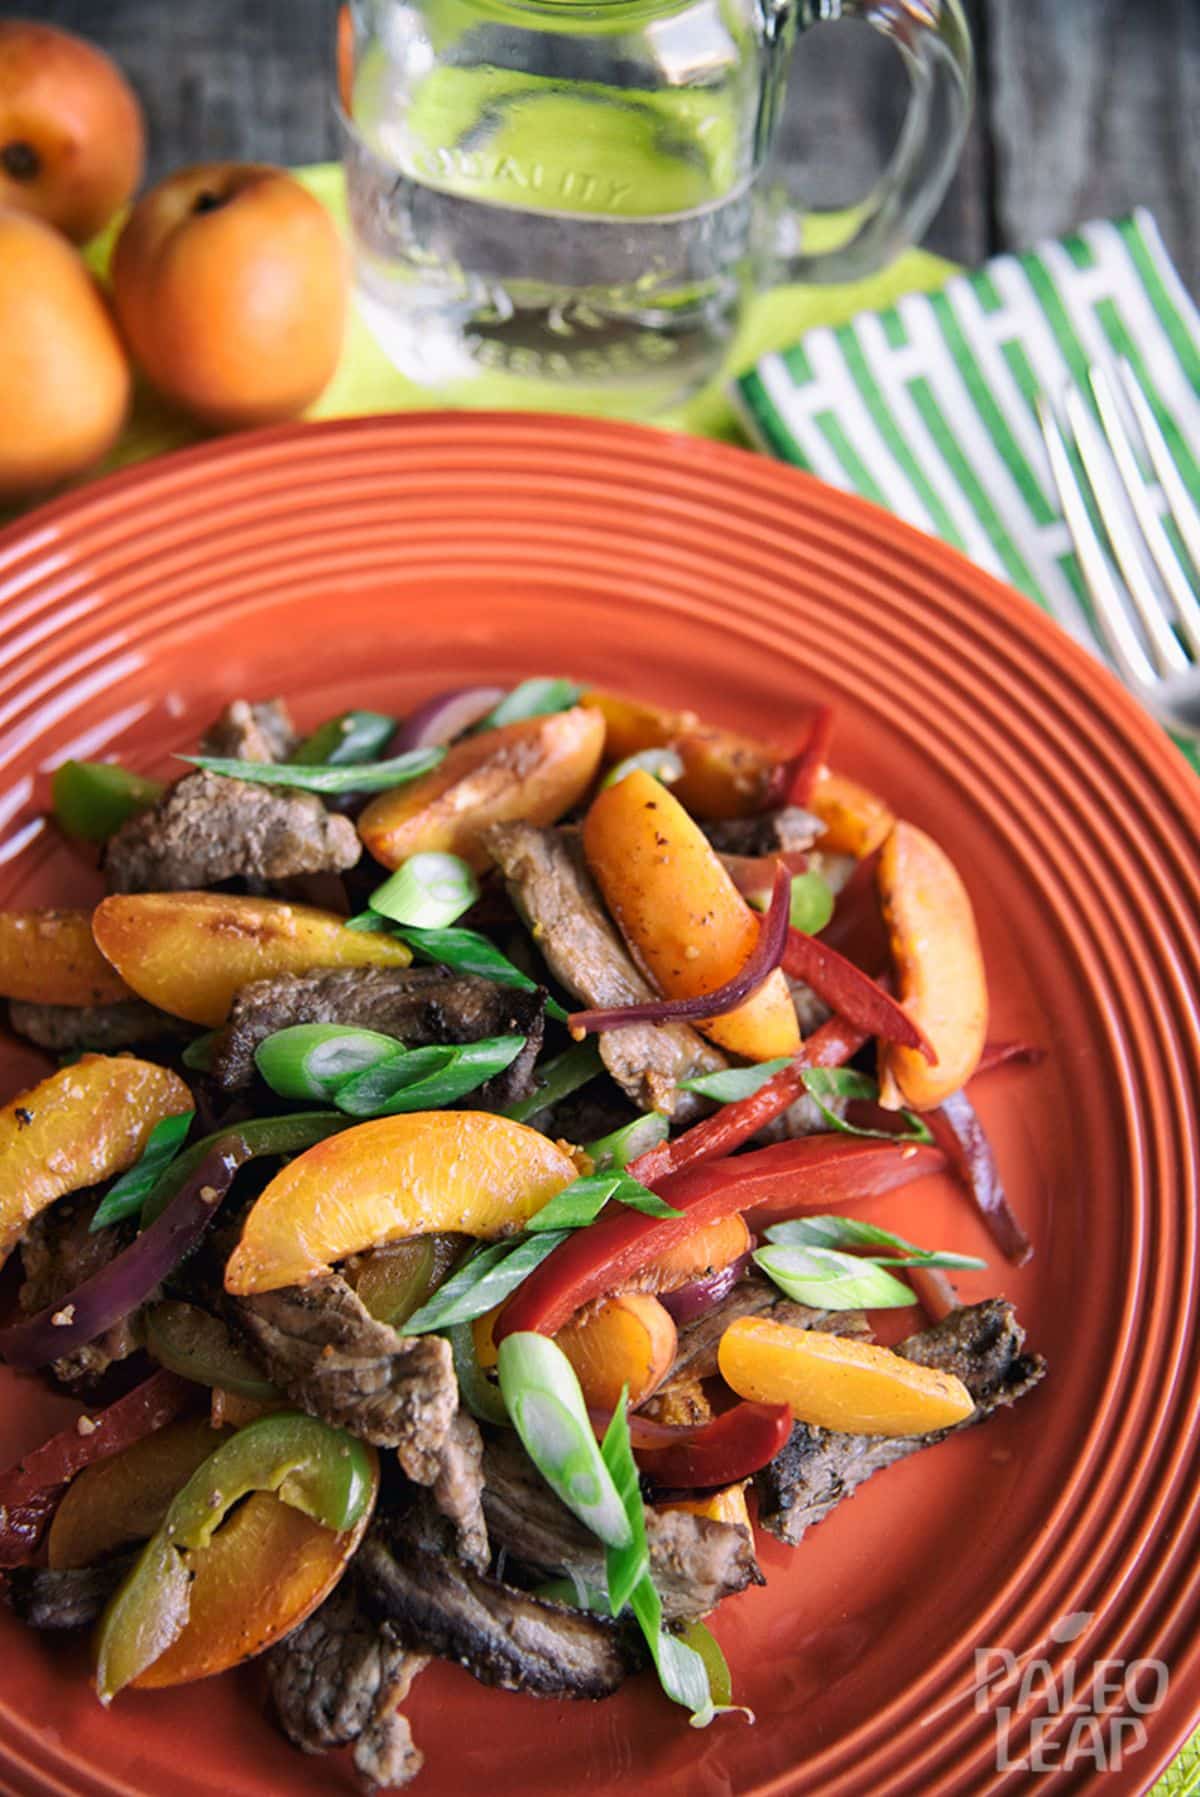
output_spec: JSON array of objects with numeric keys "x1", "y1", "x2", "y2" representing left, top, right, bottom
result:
[
  {"x1": 51, "y1": 761, "x2": 163, "y2": 841},
  {"x1": 94, "y1": 1412, "x2": 376, "y2": 1702},
  {"x1": 291, "y1": 710, "x2": 396, "y2": 767},
  {"x1": 143, "y1": 1301, "x2": 279, "y2": 1401}
]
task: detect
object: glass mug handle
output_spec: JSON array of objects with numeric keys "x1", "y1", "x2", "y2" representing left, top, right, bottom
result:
[{"x1": 766, "y1": 0, "x2": 974, "y2": 284}]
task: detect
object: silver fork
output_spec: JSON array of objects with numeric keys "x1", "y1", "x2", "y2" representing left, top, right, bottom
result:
[{"x1": 1036, "y1": 360, "x2": 1200, "y2": 741}]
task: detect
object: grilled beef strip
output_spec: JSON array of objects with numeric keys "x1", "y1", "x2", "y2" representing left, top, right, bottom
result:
[
  {"x1": 210, "y1": 965, "x2": 544, "y2": 1104},
  {"x1": 755, "y1": 1299, "x2": 1047, "y2": 1546},
  {"x1": 480, "y1": 1431, "x2": 760, "y2": 1622},
  {"x1": 104, "y1": 769, "x2": 361, "y2": 894},
  {"x1": 6, "y1": 1554, "x2": 135, "y2": 1630},
  {"x1": 200, "y1": 698, "x2": 298, "y2": 764},
  {"x1": 703, "y1": 807, "x2": 823, "y2": 857},
  {"x1": 430, "y1": 1409, "x2": 489, "y2": 1573},
  {"x1": 358, "y1": 1506, "x2": 636, "y2": 1700},
  {"x1": 668, "y1": 1271, "x2": 872, "y2": 1385},
  {"x1": 266, "y1": 1578, "x2": 428, "y2": 1792},
  {"x1": 18, "y1": 1195, "x2": 140, "y2": 1387},
  {"x1": 229, "y1": 1276, "x2": 458, "y2": 1484},
  {"x1": 8, "y1": 997, "x2": 191, "y2": 1055},
  {"x1": 483, "y1": 821, "x2": 726, "y2": 1120}
]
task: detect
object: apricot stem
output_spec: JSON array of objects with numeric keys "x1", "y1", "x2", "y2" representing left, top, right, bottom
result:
[
  {"x1": 1, "y1": 141, "x2": 40, "y2": 181},
  {"x1": 192, "y1": 190, "x2": 228, "y2": 214}
]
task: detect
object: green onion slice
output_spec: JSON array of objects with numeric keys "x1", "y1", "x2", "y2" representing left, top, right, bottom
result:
[
  {"x1": 753, "y1": 1243, "x2": 917, "y2": 1310},
  {"x1": 182, "y1": 745, "x2": 444, "y2": 793},
  {"x1": 255, "y1": 1024, "x2": 405, "y2": 1102},
  {"x1": 291, "y1": 710, "x2": 396, "y2": 767},
  {"x1": 497, "y1": 1333, "x2": 631, "y2": 1549},
  {"x1": 90, "y1": 1111, "x2": 195, "y2": 1232},
  {"x1": 333, "y1": 1035, "x2": 526, "y2": 1117},
  {"x1": 764, "y1": 1214, "x2": 986, "y2": 1270},
  {"x1": 585, "y1": 1112, "x2": 670, "y2": 1173},
  {"x1": 344, "y1": 917, "x2": 568, "y2": 1025},
  {"x1": 368, "y1": 853, "x2": 480, "y2": 930},
  {"x1": 602, "y1": 748, "x2": 685, "y2": 790},
  {"x1": 679, "y1": 1059, "x2": 792, "y2": 1103},
  {"x1": 403, "y1": 1234, "x2": 571, "y2": 1334},
  {"x1": 799, "y1": 1067, "x2": 933, "y2": 1144},
  {"x1": 503, "y1": 1040, "x2": 604, "y2": 1123},
  {"x1": 476, "y1": 678, "x2": 580, "y2": 731}
]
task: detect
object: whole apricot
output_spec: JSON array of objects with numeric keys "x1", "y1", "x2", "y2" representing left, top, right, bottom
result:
[
  {"x1": 0, "y1": 207, "x2": 130, "y2": 499},
  {"x1": 112, "y1": 164, "x2": 347, "y2": 429},
  {"x1": 0, "y1": 20, "x2": 144, "y2": 243}
]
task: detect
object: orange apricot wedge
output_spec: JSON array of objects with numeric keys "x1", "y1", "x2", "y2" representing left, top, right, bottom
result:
[
  {"x1": 224, "y1": 1111, "x2": 579, "y2": 1295},
  {"x1": 717, "y1": 1317, "x2": 975, "y2": 1435},
  {"x1": 656, "y1": 1483, "x2": 752, "y2": 1532},
  {"x1": 807, "y1": 768, "x2": 895, "y2": 859},
  {"x1": 0, "y1": 909, "x2": 133, "y2": 1006},
  {"x1": 876, "y1": 820, "x2": 988, "y2": 1109},
  {"x1": 619, "y1": 1211, "x2": 750, "y2": 1296},
  {"x1": 580, "y1": 690, "x2": 777, "y2": 818},
  {"x1": 92, "y1": 891, "x2": 412, "y2": 1027},
  {"x1": 0, "y1": 1054, "x2": 192, "y2": 1264},
  {"x1": 358, "y1": 707, "x2": 605, "y2": 872},
  {"x1": 554, "y1": 1292, "x2": 677, "y2": 1413},
  {"x1": 581, "y1": 768, "x2": 801, "y2": 1061}
]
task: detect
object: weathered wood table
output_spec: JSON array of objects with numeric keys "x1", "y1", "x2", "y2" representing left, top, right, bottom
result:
[{"x1": 34, "y1": 0, "x2": 1200, "y2": 294}]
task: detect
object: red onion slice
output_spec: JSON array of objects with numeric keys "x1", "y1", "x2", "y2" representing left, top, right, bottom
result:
[
  {"x1": 926, "y1": 1089, "x2": 1032, "y2": 1265},
  {"x1": 657, "y1": 1251, "x2": 753, "y2": 1328},
  {"x1": 569, "y1": 862, "x2": 792, "y2": 1036},
  {"x1": 0, "y1": 1139, "x2": 251, "y2": 1371},
  {"x1": 391, "y1": 686, "x2": 506, "y2": 751}
]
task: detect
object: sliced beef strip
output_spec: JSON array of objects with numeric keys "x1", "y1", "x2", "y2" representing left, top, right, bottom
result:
[
  {"x1": 668, "y1": 1271, "x2": 872, "y2": 1384},
  {"x1": 6, "y1": 1554, "x2": 134, "y2": 1630},
  {"x1": 703, "y1": 806, "x2": 823, "y2": 857},
  {"x1": 18, "y1": 1195, "x2": 140, "y2": 1387},
  {"x1": 431, "y1": 1409, "x2": 489, "y2": 1573},
  {"x1": 211, "y1": 964, "x2": 544, "y2": 1105},
  {"x1": 481, "y1": 1432, "x2": 759, "y2": 1623},
  {"x1": 483, "y1": 821, "x2": 726, "y2": 1121},
  {"x1": 358, "y1": 1512, "x2": 635, "y2": 1700},
  {"x1": 229, "y1": 1276, "x2": 457, "y2": 1483},
  {"x1": 104, "y1": 770, "x2": 360, "y2": 894},
  {"x1": 266, "y1": 1578, "x2": 427, "y2": 1791},
  {"x1": 755, "y1": 1299, "x2": 1047, "y2": 1547},
  {"x1": 200, "y1": 698, "x2": 298, "y2": 764},
  {"x1": 9, "y1": 997, "x2": 190, "y2": 1054}
]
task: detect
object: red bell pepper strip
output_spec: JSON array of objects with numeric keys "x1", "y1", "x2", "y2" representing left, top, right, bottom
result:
[
  {"x1": 0, "y1": 1368, "x2": 195, "y2": 1567},
  {"x1": 496, "y1": 1134, "x2": 946, "y2": 1341},
  {"x1": 925, "y1": 1089, "x2": 1032, "y2": 1266},
  {"x1": 631, "y1": 1401, "x2": 792, "y2": 1490},
  {"x1": 766, "y1": 705, "x2": 836, "y2": 810},
  {"x1": 627, "y1": 1010, "x2": 871, "y2": 1189},
  {"x1": 817, "y1": 853, "x2": 888, "y2": 969},
  {"x1": 782, "y1": 927, "x2": 935, "y2": 1059}
]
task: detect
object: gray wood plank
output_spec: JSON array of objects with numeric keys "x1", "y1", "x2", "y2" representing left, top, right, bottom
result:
[{"x1": 988, "y1": 0, "x2": 1200, "y2": 293}]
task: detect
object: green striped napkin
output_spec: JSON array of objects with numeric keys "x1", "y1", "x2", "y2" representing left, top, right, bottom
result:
[
  {"x1": 744, "y1": 212, "x2": 1200, "y2": 1794},
  {"x1": 735, "y1": 210, "x2": 1200, "y2": 774}
]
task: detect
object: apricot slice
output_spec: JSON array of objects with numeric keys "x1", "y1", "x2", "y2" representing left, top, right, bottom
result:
[
  {"x1": 0, "y1": 1054, "x2": 192, "y2": 1264},
  {"x1": 656, "y1": 1483, "x2": 752, "y2": 1532},
  {"x1": 133, "y1": 1485, "x2": 373, "y2": 1688},
  {"x1": 358, "y1": 707, "x2": 605, "y2": 872},
  {"x1": 554, "y1": 1292, "x2": 677, "y2": 1412},
  {"x1": 49, "y1": 1419, "x2": 230, "y2": 1571},
  {"x1": 717, "y1": 1317, "x2": 975, "y2": 1435},
  {"x1": 581, "y1": 690, "x2": 777, "y2": 819},
  {"x1": 92, "y1": 891, "x2": 412, "y2": 1027},
  {"x1": 0, "y1": 908, "x2": 132, "y2": 1005},
  {"x1": 619, "y1": 1212, "x2": 750, "y2": 1296},
  {"x1": 581, "y1": 768, "x2": 801, "y2": 1061},
  {"x1": 224, "y1": 1111, "x2": 579, "y2": 1295},
  {"x1": 876, "y1": 820, "x2": 988, "y2": 1109},
  {"x1": 808, "y1": 768, "x2": 895, "y2": 859}
]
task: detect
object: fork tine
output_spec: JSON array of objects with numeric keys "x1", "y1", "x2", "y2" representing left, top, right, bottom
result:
[
  {"x1": 1036, "y1": 395, "x2": 1158, "y2": 690},
  {"x1": 1117, "y1": 360, "x2": 1200, "y2": 582},
  {"x1": 1063, "y1": 386, "x2": 1188, "y2": 678},
  {"x1": 1093, "y1": 364, "x2": 1200, "y2": 658}
]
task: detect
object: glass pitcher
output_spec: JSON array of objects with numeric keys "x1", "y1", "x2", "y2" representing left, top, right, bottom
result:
[{"x1": 339, "y1": 0, "x2": 971, "y2": 417}]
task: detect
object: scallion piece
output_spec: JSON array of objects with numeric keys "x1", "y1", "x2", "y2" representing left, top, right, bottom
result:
[
  {"x1": 254, "y1": 1024, "x2": 405, "y2": 1102},
  {"x1": 585, "y1": 1112, "x2": 670, "y2": 1173},
  {"x1": 476, "y1": 678, "x2": 580, "y2": 731},
  {"x1": 368, "y1": 853, "x2": 480, "y2": 930},
  {"x1": 599, "y1": 1394, "x2": 649, "y2": 1615},
  {"x1": 140, "y1": 1112, "x2": 348, "y2": 1225},
  {"x1": 753, "y1": 1243, "x2": 917, "y2": 1310},
  {"x1": 403, "y1": 1233, "x2": 571, "y2": 1334},
  {"x1": 764, "y1": 1214, "x2": 986, "y2": 1270},
  {"x1": 181, "y1": 745, "x2": 444, "y2": 794},
  {"x1": 345, "y1": 918, "x2": 569, "y2": 1024},
  {"x1": 601, "y1": 748, "x2": 684, "y2": 790},
  {"x1": 90, "y1": 1111, "x2": 195, "y2": 1232},
  {"x1": 525, "y1": 1170, "x2": 681, "y2": 1229},
  {"x1": 679, "y1": 1059, "x2": 792, "y2": 1103},
  {"x1": 503, "y1": 1040, "x2": 604, "y2": 1123},
  {"x1": 799, "y1": 1067, "x2": 933, "y2": 1144},
  {"x1": 52, "y1": 760, "x2": 163, "y2": 842},
  {"x1": 497, "y1": 1333, "x2": 632, "y2": 1549},
  {"x1": 333, "y1": 1035, "x2": 526, "y2": 1117},
  {"x1": 291, "y1": 710, "x2": 396, "y2": 767},
  {"x1": 749, "y1": 870, "x2": 834, "y2": 934}
]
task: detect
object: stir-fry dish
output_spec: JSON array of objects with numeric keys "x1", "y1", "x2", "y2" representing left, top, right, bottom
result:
[{"x1": 0, "y1": 680, "x2": 1046, "y2": 1789}]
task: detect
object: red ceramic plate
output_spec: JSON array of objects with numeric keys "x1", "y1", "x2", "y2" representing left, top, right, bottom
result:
[{"x1": 0, "y1": 412, "x2": 1197, "y2": 1797}]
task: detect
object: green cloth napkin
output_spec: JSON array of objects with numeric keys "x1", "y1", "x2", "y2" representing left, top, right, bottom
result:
[
  {"x1": 79, "y1": 163, "x2": 953, "y2": 478},
  {"x1": 735, "y1": 208, "x2": 1200, "y2": 776}
]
